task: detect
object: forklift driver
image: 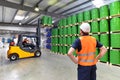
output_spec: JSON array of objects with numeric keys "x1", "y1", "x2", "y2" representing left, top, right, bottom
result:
[{"x1": 22, "y1": 38, "x2": 35, "y2": 49}]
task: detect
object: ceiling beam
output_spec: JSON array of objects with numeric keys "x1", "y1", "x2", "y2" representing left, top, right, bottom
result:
[
  {"x1": 65, "y1": 5, "x2": 93, "y2": 16},
  {"x1": 10, "y1": 10, "x2": 18, "y2": 23},
  {"x1": 35, "y1": 0, "x2": 43, "y2": 7},
  {"x1": 53, "y1": 0, "x2": 76, "y2": 12},
  {"x1": 59, "y1": 0, "x2": 90, "y2": 14},
  {"x1": 0, "y1": 22, "x2": 37, "y2": 27},
  {"x1": 0, "y1": 0, "x2": 64, "y2": 18}
]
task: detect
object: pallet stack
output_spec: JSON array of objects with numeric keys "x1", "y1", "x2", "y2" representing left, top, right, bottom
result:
[
  {"x1": 109, "y1": 1, "x2": 120, "y2": 65},
  {"x1": 51, "y1": 1, "x2": 120, "y2": 65},
  {"x1": 41, "y1": 16, "x2": 53, "y2": 50},
  {"x1": 46, "y1": 28, "x2": 52, "y2": 50}
]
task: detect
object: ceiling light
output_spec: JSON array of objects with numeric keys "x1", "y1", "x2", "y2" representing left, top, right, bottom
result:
[
  {"x1": 19, "y1": 23, "x2": 22, "y2": 25},
  {"x1": 52, "y1": 21, "x2": 55, "y2": 23},
  {"x1": 92, "y1": 0, "x2": 104, "y2": 8},
  {"x1": 34, "y1": 7, "x2": 39, "y2": 11},
  {"x1": 15, "y1": 15, "x2": 24, "y2": 20},
  {"x1": 34, "y1": 5, "x2": 39, "y2": 12}
]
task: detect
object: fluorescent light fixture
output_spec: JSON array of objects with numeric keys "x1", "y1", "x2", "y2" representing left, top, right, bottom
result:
[
  {"x1": 15, "y1": 15, "x2": 24, "y2": 20},
  {"x1": 92, "y1": 0, "x2": 104, "y2": 8}
]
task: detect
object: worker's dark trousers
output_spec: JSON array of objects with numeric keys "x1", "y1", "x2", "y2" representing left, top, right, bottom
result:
[{"x1": 77, "y1": 65, "x2": 97, "y2": 80}]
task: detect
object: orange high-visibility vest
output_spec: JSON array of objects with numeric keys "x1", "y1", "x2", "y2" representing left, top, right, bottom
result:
[{"x1": 76, "y1": 36, "x2": 97, "y2": 66}]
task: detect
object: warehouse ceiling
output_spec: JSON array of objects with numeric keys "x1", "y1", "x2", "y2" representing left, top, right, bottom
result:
[{"x1": 0, "y1": 0, "x2": 116, "y2": 26}]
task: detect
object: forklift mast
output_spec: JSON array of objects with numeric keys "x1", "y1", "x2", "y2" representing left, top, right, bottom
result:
[{"x1": 36, "y1": 19, "x2": 41, "y2": 49}]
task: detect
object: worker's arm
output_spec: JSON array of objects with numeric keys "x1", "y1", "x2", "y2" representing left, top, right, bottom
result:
[
  {"x1": 96, "y1": 46, "x2": 107, "y2": 61},
  {"x1": 67, "y1": 47, "x2": 78, "y2": 64}
]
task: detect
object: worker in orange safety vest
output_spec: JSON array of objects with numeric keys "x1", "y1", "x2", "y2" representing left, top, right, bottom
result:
[{"x1": 67, "y1": 23, "x2": 107, "y2": 80}]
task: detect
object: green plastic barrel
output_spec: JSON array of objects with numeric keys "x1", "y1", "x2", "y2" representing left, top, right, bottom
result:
[
  {"x1": 64, "y1": 28, "x2": 67, "y2": 35},
  {"x1": 77, "y1": 12, "x2": 83, "y2": 23},
  {"x1": 71, "y1": 14, "x2": 77, "y2": 24},
  {"x1": 100, "y1": 34, "x2": 109, "y2": 47},
  {"x1": 110, "y1": 1, "x2": 120, "y2": 15},
  {"x1": 67, "y1": 27, "x2": 72, "y2": 35},
  {"x1": 92, "y1": 34, "x2": 99, "y2": 41},
  {"x1": 59, "y1": 46, "x2": 63, "y2": 54},
  {"x1": 72, "y1": 26, "x2": 77, "y2": 34},
  {"x1": 59, "y1": 19, "x2": 63, "y2": 27},
  {"x1": 67, "y1": 37, "x2": 72, "y2": 45},
  {"x1": 48, "y1": 16, "x2": 52, "y2": 25},
  {"x1": 62, "y1": 18, "x2": 67, "y2": 27},
  {"x1": 51, "y1": 37, "x2": 54, "y2": 44},
  {"x1": 54, "y1": 46, "x2": 58, "y2": 53},
  {"x1": 84, "y1": 10, "x2": 91, "y2": 21},
  {"x1": 110, "y1": 50, "x2": 120, "y2": 64},
  {"x1": 63, "y1": 37, "x2": 66, "y2": 44},
  {"x1": 91, "y1": 8, "x2": 99, "y2": 19},
  {"x1": 63, "y1": 46, "x2": 67, "y2": 55},
  {"x1": 54, "y1": 29, "x2": 58, "y2": 35},
  {"x1": 59, "y1": 28, "x2": 63, "y2": 35},
  {"x1": 63, "y1": 28, "x2": 67, "y2": 35},
  {"x1": 100, "y1": 5, "x2": 109, "y2": 18},
  {"x1": 110, "y1": 17, "x2": 120, "y2": 31},
  {"x1": 77, "y1": 25, "x2": 80, "y2": 34},
  {"x1": 100, "y1": 20, "x2": 109, "y2": 32},
  {"x1": 91, "y1": 21, "x2": 99, "y2": 33},
  {"x1": 96, "y1": 49, "x2": 99, "y2": 56},
  {"x1": 111, "y1": 33, "x2": 120, "y2": 48},
  {"x1": 100, "y1": 51, "x2": 108, "y2": 62},
  {"x1": 71, "y1": 36, "x2": 77, "y2": 44},
  {"x1": 59, "y1": 37, "x2": 63, "y2": 44},
  {"x1": 67, "y1": 16, "x2": 72, "y2": 25},
  {"x1": 42, "y1": 16, "x2": 48, "y2": 25},
  {"x1": 55, "y1": 37, "x2": 58, "y2": 44},
  {"x1": 53, "y1": 46, "x2": 55, "y2": 52},
  {"x1": 54, "y1": 37, "x2": 56, "y2": 44}
]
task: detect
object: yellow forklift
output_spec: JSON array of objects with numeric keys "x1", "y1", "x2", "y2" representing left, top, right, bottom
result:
[{"x1": 7, "y1": 19, "x2": 41, "y2": 61}]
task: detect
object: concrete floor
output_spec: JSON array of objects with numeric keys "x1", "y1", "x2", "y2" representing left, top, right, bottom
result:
[{"x1": 0, "y1": 44, "x2": 120, "y2": 80}]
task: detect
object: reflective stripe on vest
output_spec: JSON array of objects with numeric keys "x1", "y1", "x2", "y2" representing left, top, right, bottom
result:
[
  {"x1": 79, "y1": 59, "x2": 94, "y2": 62},
  {"x1": 77, "y1": 52, "x2": 95, "y2": 56}
]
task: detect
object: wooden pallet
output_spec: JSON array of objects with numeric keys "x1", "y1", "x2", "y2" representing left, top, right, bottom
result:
[{"x1": 110, "y1": 63, "x2": 120, "y2": 67}]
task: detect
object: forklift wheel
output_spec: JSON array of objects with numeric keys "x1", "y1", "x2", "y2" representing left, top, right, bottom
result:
[
  {"x1": 9, "y1": 54, "x2": 18, "y2": 61},
  {"x1": 34, "y1": 51, "x2": 41, "y2": 57}
]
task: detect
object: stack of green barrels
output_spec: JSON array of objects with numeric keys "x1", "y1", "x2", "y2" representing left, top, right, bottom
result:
[
  {"x1": 99, "y1": 5, "x2": 109, "y2": 62},
  {"x1": 51, "y1": 28, "x2": 58, "y2": 53},
  {"x1": 42, "y1": 16, "x2": 52, "y2": 26},
  {"x1": 51, "y1": 1, "x2": 120, "y2": 65},
  {"x1": 110, "y1": 1, "x2": 120, "y2": 65}
]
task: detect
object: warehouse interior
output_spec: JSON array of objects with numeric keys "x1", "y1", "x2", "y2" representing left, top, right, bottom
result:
[{"x1": 0, "y1": 0, "x2": 120, "y2": 80}]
